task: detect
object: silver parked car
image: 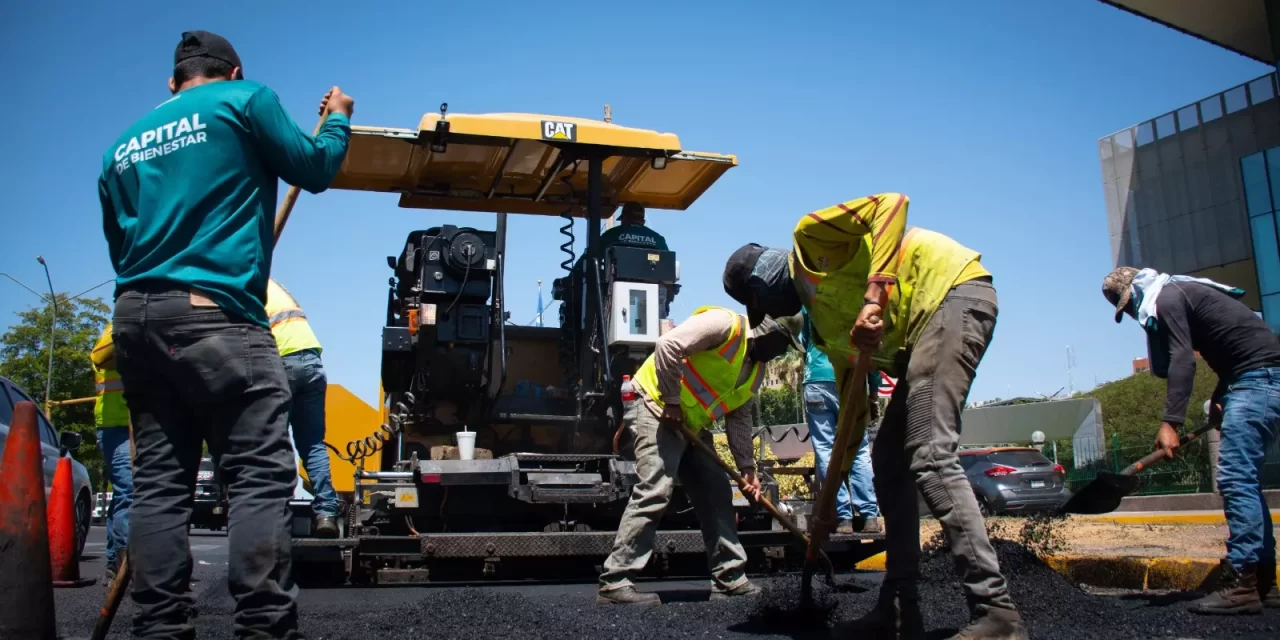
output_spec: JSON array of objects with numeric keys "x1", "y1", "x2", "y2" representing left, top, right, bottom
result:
[
  {"x1": 959, "y1": 447, "x2": 1071, "y2": 516},
  {"x1": 0, "y1": 375, "x2": 95, "y2": 556}
]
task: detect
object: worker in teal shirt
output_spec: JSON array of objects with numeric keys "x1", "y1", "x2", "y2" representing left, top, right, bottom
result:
[
  {"x1": 97, "y1": 30, "x2": 353, "y2": 638},
  {"x1": 801, "y1": 308, "x2": 880, "y2": 534},
  {"x1": 600, "y1": 203, "x2": 668, "y2": 252}
]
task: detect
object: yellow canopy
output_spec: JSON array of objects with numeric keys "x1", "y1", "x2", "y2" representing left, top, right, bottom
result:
[{"x1": 329, "y1": 112, "x2": 737, "y2": 217}]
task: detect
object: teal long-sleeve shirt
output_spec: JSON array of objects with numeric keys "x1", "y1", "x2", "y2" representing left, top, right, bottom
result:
[{"x1": 99, "y1": 80, "x2": 351, "y2": 327}]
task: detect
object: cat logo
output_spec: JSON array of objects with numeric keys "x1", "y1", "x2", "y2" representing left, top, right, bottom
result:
[{"x1": 541, "y1": 120, "x2": 577, "y2": 142}]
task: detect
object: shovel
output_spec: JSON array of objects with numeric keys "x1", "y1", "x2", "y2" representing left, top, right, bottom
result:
[
  {"x1": 1059, "y1": 420, "x2": 1218, "y2": 515},
  {"x1": 800, "y1": 351, "x2": 873, "y2": 603}
]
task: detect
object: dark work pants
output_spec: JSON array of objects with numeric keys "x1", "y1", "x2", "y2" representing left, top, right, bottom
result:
[
  {"x1": 112, "y1": 289, "x2": 301, "y2": 640},
  {"x1": 873, "y1": 280, "x2": 1016, "y2": 615}
]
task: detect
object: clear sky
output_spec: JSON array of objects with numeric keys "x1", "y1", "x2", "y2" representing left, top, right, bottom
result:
[{"x1": 2, "y1": 0, "x2": 1270, "y2": 406}]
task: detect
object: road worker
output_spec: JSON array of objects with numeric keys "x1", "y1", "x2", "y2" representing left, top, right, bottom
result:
[
  {"x1": 724, "y1": 193, "x2": 1028, "y2": 640},
  {"x1": 266, "y1": 278, "x2": 339, "y2": 538},
  {"x1": 90, "y1": 322, "x2": 132, "y2": 583},
  {"x1": 800, "y1": 308, "x2": 880, "y2": 535},
  {"x1": 596, "y1": 306, "x2": 801, "y2": 606},
  {"x1": 1102, "y1": 266, "x2": 1280, "y2": 614},
  {"x1": 98, "y1": 30, "x2": 352, "y2": 636},
  {"x1": 599, "y1": 202, "x2": 669, "y2": 252}
]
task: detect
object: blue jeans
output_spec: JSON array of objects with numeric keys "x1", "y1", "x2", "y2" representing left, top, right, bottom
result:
[
  {"x1": 282, "y1": 349, "x2": 339, "y2": 517},
  {"x1": 1217, "y1": 366, "x2": 1280, "y2": 571},
  {"x1": 805, "y1": 381, "x2": 878, "y2": 519},
  {"x1": 97, "y1": 425, "x2": 133, "y2": 571}
]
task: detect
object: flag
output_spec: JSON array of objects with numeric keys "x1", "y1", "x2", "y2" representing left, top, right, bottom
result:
[{"x1": 535, "y1": 280, "x2": 544, "y2": 327}]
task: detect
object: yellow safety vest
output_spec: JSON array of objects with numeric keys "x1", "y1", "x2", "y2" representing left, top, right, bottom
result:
[
  {"x1": 792, "y1": 227, "x2": 982, "y2": 375},
  {"x1": 265, "y1": 279, "x2": 322, "y2": 357},
  {"x1": 91, "y1": 324, "x2": 129, "y2": 428},
  {"x1": 633, "y1": 306, "x2": 763, "y2": 432}
]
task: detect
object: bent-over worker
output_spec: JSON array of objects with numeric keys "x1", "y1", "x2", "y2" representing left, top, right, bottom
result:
[
  {"x1": 1103, "y1": 266, "x2": 1280, "y2": 614},
  {"x1": 724, "y1": 193, "x2": 1027, "y2": 640},
  {"x1": 267, "y1": 279, "x2": 340, "y2": 538},
  {"x1": 98, "y1": 30, "x2": 352, "y2": 637},
  {"x1": 597, "y1": 306, "x2": 801, "y2": 606},
  {"x1": 90, "y1": 322, "x2": 133, "y2": 583}
]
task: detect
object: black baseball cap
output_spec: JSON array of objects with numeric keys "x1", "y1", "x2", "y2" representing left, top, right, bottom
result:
[
  {"x1": 723, "y1": 243, "x2": 799, "y2": 327},
  {"x1": 175, "y1": 30, "x2": 242, "y2": 70}
]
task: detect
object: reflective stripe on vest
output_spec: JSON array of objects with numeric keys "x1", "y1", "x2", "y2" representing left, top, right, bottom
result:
[
  {"x1": 792, "y1": 227, "x2": 979, "y2": 374},
  {"x1": 270, "y1": 308, "x2": 308, "y2": 327},
  {"x1": 95, "y1": 379, "x2": 125, "y2": 394},
  {"x1": 633, "y1": 306, "x2": 761, "y2": 431}
]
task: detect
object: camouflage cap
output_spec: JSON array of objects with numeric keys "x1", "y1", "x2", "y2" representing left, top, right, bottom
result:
[{"x1": 1102, "y1": 266, "x2": 1140, "y2": 323}]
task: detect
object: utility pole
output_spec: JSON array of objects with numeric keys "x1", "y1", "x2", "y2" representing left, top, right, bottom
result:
[{"x1": 1065, "y1": 345, "x2": 1076, "y2": 397}]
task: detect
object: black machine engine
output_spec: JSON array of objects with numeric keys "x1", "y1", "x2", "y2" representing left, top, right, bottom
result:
[{"x1": 382, "y1": 226, "x2": 499, "y2": 399}]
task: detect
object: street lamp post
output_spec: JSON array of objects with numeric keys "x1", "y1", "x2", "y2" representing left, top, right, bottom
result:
[{"x1": 36, "y1": 256, "x2": 57, "y2": 409}]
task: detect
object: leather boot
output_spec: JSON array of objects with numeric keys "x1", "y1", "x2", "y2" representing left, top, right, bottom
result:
[
  {"x1": 831, "y1": 580, "x2": 924, "y2": 639},
  {"x1": 710, "y1": 580, "x2": 762, "y2": 600},
  {"x1": 596, "y1": 585, "x2": 661, "y2": 607},
  {"x1": 1189, "y1": 562, "x2": 1262, "y2": 615},
  {"x1": 946, "y1": 607, "x2": 1029, "y2": 640},
  {"x1": 314, "y1": 514, "x2": 339, "y2": 539},
  {"x1": 1255, "y1": 560, "x2": 1279, "y2": 609}
]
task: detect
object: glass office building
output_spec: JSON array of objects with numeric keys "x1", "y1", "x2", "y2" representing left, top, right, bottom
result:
[
  {"x1": 1100, "y1": 73, "x2": 1280, "y2": 327},
  {"x1": 1097, "y1": 1, "x2": 1280, "y2": 329}
]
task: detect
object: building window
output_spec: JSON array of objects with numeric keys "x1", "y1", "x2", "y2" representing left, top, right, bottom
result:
[{"x1": 1241, "y1": 149, "x2": 1280, "y2": 332}]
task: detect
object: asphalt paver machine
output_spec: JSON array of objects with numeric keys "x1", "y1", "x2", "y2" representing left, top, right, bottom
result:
[{"x1": 290, "y1": 106, "x2": 882, "y2": 584}]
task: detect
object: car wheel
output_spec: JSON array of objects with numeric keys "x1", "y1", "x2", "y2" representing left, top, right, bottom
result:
[
  {"x1": 76, "y1": 491, "x2": 92, "y2": 558},
  {"x1": 975, "y1": 494, "x2": 992, "y2": 518}
]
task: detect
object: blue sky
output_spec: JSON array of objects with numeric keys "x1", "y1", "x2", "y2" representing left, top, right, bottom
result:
[{"x1": 2, "y1": 0, "x2": 1270, "y2": 406}]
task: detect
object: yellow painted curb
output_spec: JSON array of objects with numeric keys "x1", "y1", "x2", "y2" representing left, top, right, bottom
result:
[
  {"x1": 1075, "y1": 509, "x2": 1279, "y2": 526},
  {"x1": 857, "y1": 552, "x2": 1279, "y2": 591}
]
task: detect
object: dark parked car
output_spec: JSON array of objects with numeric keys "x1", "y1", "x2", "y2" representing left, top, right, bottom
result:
[
  {"x1": 960, "y1": 447, "x2": 1071, "y2": 516},
  {"x1": 191, "y1": 457, "x2": 228, "y2": 531}
]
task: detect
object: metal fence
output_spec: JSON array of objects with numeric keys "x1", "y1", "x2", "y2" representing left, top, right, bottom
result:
[{"x1": 1059, "y1": 435, "x2": 1280, "y2": 496}]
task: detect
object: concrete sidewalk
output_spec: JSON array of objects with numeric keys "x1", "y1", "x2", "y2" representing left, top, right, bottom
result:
[{"x1": 1080, "y1": 509, "x2": 1280, "y2": 525}]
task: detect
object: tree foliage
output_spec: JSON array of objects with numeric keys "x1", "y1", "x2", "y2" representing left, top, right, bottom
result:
[
  {"x1": 1076, "y1": 361, "x2": 1218, "y2": 451},
  {"x1": 758, "y1": 386, "x2": 803, "y2": 426},
  {"x1": 0, "y1": 295, "x2": 111, "y2": 485}
]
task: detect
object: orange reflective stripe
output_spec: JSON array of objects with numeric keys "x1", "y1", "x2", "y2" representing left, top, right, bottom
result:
[
  {"x1": 717, "y1": 315, "x2": 746, "y2": 362},
  {"x1": 269, "y1": 308, "x2": 307, "y2": 327},
  {"x1": 680, "y1": 360, "x2": 718, "y2": 410}
]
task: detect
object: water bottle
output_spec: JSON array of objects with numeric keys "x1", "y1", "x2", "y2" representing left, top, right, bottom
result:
[{"x1": 620, "y1": 375, "x2": 636, "y2": 403}]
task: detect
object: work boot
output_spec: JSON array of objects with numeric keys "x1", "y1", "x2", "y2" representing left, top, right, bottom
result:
[
  {"x1": 836, "y1": 519, "x2": 855, "y2": 535},
  {"x1": 596, "y1": 585, "x2": 661, "y2": 607},
  {"x1": 832, "y1": 580, "x2": 924, "y2": 639},
  {"x1": 314, "y1": 514, "x2": 339, "y2": 539},
  {"x1": 1189, "y1": 562, "x2": 1262, "y2": 615},
  {"x1": 858, "y1": 516, "x2": 882, "y2": 535},
  {"x1": 710, "y1": 581, "x2": 762, "y2": 601},
  {"x1": 946, "y1": 607, "x2": 1028, "y2": 640},
  {"x1": 1259, "y1": 560, "x2": 1280, "y2": 608}
]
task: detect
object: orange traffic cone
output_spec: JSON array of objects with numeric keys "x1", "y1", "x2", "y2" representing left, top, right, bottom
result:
[
  {"x1": 49, "y1": 454, "x2": 95, "y2": 588},
  {"x1": 0, "y1": 400, "x2": 57, "y2": 639}
]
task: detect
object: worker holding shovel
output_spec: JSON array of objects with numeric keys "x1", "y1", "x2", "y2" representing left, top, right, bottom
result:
[
  {"x1": 726, "y1": 193, "x2": 1027, "y2": 640},
  {"x1": 1102, "y1": 266, "x2": 1280, "y2": 614},
  {"x1": 596, "y1": 307, "x2": 800, "y2": 606},
  {"x1": 97, "y1": 30, "x2": 353, "y2": 638}
]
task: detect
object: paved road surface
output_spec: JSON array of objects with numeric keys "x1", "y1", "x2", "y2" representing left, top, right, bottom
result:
[{"x1": 55, "y1": 528, "x2": 1280, "y2": 639}]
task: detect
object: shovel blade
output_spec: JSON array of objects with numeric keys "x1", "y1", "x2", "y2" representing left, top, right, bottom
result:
[{"x1": 1059, "y1": 472, "x2": 1142, "y2": 515}]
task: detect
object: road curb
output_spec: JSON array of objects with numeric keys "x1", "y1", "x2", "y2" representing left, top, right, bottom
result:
[
  {"x1": 853, "y1": 552, "x2": 1280, "y2": 592},
  {"x1": 1073, "y1": 509, "x2": 1280, "y2": 525}
]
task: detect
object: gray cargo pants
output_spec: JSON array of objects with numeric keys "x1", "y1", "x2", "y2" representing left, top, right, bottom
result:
[
  {"x1": 599, "y1": 400, "x2": 749, "y2": 593},
  {"x1": 873, "y1": 279, "x2": 1016, "y2": 614},
  {"x1": 112, "y1": 288, "x2": 302, "y2": 639}
]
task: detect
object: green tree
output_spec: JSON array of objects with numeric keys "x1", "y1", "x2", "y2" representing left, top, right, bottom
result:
[
  {"x1": 0, "y1": 295, "x2": 111, "y2": 486},
  {"x1": 758, "y1": 386, "x2": 802, "y2": 426},
  {"x1": 1077, "y1": 362, "x2": 1218, "y2": 451}
]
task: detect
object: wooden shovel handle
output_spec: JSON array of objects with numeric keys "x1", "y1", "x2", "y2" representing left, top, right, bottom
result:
[{"x1": 272, "y1": 115, "x2": 328, "y2": 245}]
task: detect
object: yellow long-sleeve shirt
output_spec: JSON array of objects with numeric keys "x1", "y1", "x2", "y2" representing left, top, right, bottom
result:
[{"x1": 792, "y1": 193, "x2": 989, "y2": 292}]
